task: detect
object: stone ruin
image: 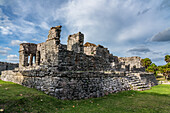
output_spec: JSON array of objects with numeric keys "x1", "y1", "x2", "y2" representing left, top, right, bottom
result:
[
  {"x1": 0, "y1": 62, "x2": 18, "y2": 75},
  {"x1": 1, "y1": 25, "x2": 158, "y2": 100}
]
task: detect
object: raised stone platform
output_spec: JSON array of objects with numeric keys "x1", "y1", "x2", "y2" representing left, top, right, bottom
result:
[
  {"x1": 1, "y1": 25, "x2": 158, "y2": 100},
  {"x1": 1, "y1": 68, "x2": 157, "y2": 100}
]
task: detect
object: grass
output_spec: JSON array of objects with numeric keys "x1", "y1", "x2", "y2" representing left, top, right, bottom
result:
[{"x1": 0, "y1": 80, "x2": 170, "y2": 113}]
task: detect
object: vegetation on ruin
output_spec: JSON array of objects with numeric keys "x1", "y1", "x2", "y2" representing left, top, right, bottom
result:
[{"x1": 0, "y1": 80, "x2": 170, "y2": 113}]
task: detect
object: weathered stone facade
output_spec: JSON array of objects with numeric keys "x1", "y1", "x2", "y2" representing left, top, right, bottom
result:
[
  {"x1": 1, "y1": 25, "x2": 158, "y2": 100},
  {"x1": 84, "y1": 42, "x2": 110, "y2": 60},
  {"x1": 0, "y1": 62, "x2": 18, "y2": 75},
  {"x1": 117, "y1": 56, "x2": 145, "y2": 72},
  {"x1": 19, "y1": 43, "x2": 37, "y2": 67},
  {"x1": 67, "y1": 32, "x2": 84, "y2": 53}
]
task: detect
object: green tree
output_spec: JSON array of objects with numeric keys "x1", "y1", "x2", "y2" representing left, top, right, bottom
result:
[
  {"x1": 157, "y1": 63, "x2": 170, "y2": 80},
  {"x1": 146, "y1": 63, "x2": 157, "y2": 76},
  {"x1": 141, "y1": 58, "x2": 152, "y2": 69},
  {"x1": 165, "y1": 55, "x2": 170, "y2": 63}
]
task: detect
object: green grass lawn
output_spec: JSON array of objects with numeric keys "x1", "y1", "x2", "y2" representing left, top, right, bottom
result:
[{"x1": 0, "y1": 80, "x2": 170, "y2": 113}]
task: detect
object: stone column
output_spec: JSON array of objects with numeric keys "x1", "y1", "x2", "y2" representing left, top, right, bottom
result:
[
  {"x1": 19, "y1": 51, "x2": 28, "y2": 68},
  {"x1": 19, "y1": 52, "x2": 24, "y2": 68},
  {"x1": 25, "y1": 55, "x2": 28, "y2": 66},
  {"x1": 36, "y1": 51, "x2": 40, "y2": 65},
  {"x1": 29, "y1": 54, "x2": 33, "y2": 66}
]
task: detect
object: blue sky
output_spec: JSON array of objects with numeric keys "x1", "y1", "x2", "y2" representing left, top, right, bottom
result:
[{"x1": 0, "y1": 0, "x2": 170, "y2": 65}]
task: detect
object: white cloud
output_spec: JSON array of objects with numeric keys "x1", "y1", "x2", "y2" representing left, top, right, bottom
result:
[
  {"x1": 52, "y1": 0, "x2": 170, "y2": 65},
  {"x1": 6, "y1": 54, "x2": 19, "y2": 62},
  {"x1": 11, "y1": 40, "x2": 27, "y2": 46},
  {"x1": 0, "y1": 46, "x2": 11, "y2": 55},
  {"x1": 0, "y1": 8, "x2": 37, "y2": 38},
  {"x1": 39, "y1": 22, "x2": 49, "y2": 30},
  {"x1": 0, "y1": 50, "x2": 7, "y2": 55},
  {"x1": 0, "y1": 26, "x2": 13, "y2": 35},
  {"x1": 32, "y1": 38, "x2": 39, "y2": 41},
  {"x1": 0, "y1": 0, "x2": 169, "y2": 65},
  {"x1": 0, "y1": 46, "x2": 11, "y2": 50},
  {"x1": 0, "y1": 0, "x2": 154, "y2": 42},
  {"x1": 3, "y1": 47, "x2": 11, "y2": 51},
  {"x1": 53, "y1": 0, "x2": 169, "y2": 43}
]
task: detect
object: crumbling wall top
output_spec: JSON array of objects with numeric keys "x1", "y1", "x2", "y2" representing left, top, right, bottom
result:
[
  {"x1": 118, "y1": 56, "x2": 141, "y2": 61},
  {"x1": 50, "y1": 25, "x2": 62, "y2": 30},
  {"x1": 67, "y1": 32, "x2": 84, "y2": 53},
  {"x1": 68, "y1": 32, "x2": 84, "y2": 41},
  {"x1": 84, "y1": 42, "x2": 96, "y2": 47},
  {"x1": 97, "y1": 45, "x2": 104, "y2": 48},
  {"x1": 47, "y1": 25, "x2": 62, "y2": 42}
]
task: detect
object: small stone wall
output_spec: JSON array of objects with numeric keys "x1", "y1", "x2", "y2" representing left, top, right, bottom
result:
[{"x1": 0, "y1": 62, "x2": 18, "y2": 75}]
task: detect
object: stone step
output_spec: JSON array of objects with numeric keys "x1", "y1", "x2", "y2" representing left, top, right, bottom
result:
[
  {"x1": 127, "y1": 74, "x2": 151, "y2": 91},
  {"x1": 131, "y1": 82, "x2": 148, "y2": 86},
  {"x1": 128, "y1": 78, "x2": 140, "y2": 80},
  {"x1": 130, "y1": 81, "x2": 141, "y2": 83},
  {"x1": 134, "y1": 83, "x2": 146, "y2": 86},
  {"x1": 128, "y1": 77, "x2": 139, "y2": 79},
  {"x1": 133, "y1": 85, "x2": 149, "y2": 88},
  {"x1": 134, "y1": 87, "x2": 151, "y2": 91},
  {"x1": 129, "y1": 81, "x2": 141, "y2": 83}
]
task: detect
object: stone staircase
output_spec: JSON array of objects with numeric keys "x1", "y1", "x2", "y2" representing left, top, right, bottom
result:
[{"x1": 126, "y1": 74, "x2": 151, "y2": 91}]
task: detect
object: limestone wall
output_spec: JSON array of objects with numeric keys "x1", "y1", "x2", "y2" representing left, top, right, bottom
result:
[
  {"x1": 20, "y1": 41, "x2": 111, "y2": 72},
  {"x1": 1, "y1": 70, "x2": 130, "y2": 99},
  {"x1": 47, "y1": 25, "x2": 61, "y2": 44},
  {"x1": 118, "y1": 56, "x2": 145, "y2": 72},
  {"x1": 19, "y1": 43, "x2": 37, "y2": 68},
  {"x1": 0, "y1": 62, "x2": 18, "y2": 75},
  {"x1": 67, "y1": 32, "x2": 84, "y2": 53},
  {"x1": 84, "y1": 42, "x2": 97, "y2": 56},
  {"x1": 1, "y1": 68, "x2": 157, "y2": 99},
  {"x1": 139, "y1": 73, "x2": 158, "y2": 86},
  {"x1": 37, "y1": 40, "x2": 60, "y2": 66},
  {"x1": 57, "y1": 47, "x2": 111, "y2": 71},
  {"x1": 84, "y1": 42, "x2": 110, "y2": 60}
]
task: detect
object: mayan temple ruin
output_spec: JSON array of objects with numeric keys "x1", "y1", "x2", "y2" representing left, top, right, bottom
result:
[{"x1": 1, "y1": 25, "x2": 158, "y2": 100}]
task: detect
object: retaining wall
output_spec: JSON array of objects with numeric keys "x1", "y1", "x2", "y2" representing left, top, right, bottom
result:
[{"x1": 1, "y1": 68, "x2": 157, "y2": 100}]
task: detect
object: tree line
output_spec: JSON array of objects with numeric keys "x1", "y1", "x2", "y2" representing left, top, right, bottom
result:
[{"x1": 141, "y1": 55, "x2": 170, "y2": 80}]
